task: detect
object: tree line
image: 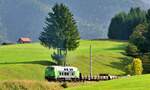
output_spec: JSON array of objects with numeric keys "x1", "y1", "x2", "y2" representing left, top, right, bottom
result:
[
  {"x1": 108, "y1": 7, "x2": 146, "y2": 40},
  {"x1": 125, "y1": 8, "x2": 150, "y2": 74},
  {"x1": 109, "y1": 7, "x2": 150, "y2": 74}
]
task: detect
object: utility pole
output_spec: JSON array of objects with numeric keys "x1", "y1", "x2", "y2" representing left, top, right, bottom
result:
[{"x1": 90, "y1": 44, "x2": 92, "y2": 79}]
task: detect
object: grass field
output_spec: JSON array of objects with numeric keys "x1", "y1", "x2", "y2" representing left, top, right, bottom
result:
[
  {"x1": 0, "y1": 40, "x2": 128, "y2": 80},
  {"x1": 66, "y1": 74, "x2": 150, "y2": 90},
  {"x1": 0, "y1": 80, "x2": 63, "y2": 90}
]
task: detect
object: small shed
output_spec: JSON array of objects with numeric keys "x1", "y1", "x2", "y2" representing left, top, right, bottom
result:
[{"x1": 18, "y1": 37, "x2": 32, "y2": 43}]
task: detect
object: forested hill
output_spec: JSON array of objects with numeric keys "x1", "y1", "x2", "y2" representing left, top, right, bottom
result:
[{"x1": 0, "y1": 0, "x2": 149, "y2": 42}]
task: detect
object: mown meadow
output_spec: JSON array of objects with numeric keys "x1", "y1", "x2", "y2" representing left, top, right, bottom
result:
[
  {"x1": 66, "y1": 74, "x2": 150, "y2": 90},
  {"x1": 0, "y1": 40, "x2": 127, "y2": 80}
]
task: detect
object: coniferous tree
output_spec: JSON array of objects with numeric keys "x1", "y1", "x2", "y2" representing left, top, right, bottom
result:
[
  {"x1": 39, "y1": 3, "x2": 80, "y2": 65},
  {"x1": 108, "y1": 7, "x2": 146, "y2": 40}
]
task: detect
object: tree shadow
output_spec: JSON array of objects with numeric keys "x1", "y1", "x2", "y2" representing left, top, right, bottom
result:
[
  {"x1": 103, "y1": 57, "x2": 132, "y2": 75},
  {"x1": 104, "y1": 44, "x2": 126, "y2": 51},
  {"x1": 0, "y1": 60, "x2": 56, "y2": 66}
]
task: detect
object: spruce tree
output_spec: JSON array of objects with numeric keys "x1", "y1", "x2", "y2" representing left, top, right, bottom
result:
[
  {"x1": 39, "y1": 3, "x2": 80, "y2": 65},
  {"x1": 108, "y1": 7, "x2": 146, "y2": 40}
]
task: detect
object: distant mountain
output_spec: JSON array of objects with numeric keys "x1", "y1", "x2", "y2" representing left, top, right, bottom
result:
[{"x1": 0, "y1": 0, "x2": 149, "y2": 41}]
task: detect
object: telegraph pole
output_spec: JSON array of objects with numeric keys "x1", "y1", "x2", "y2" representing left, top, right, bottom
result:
[{"x1": 90, "y1": 44, "x2": 92, "y2": 79}]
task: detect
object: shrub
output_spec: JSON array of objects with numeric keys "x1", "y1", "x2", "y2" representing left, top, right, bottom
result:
[
  {"x1": 125, "y1": 64, "x2": 134, "y2": 75},
  {"x1": 133, "y1": 58, "x2": 143, "y2": 75},
  {"x1": 61, "y1": 82, "x2": 68, "y2": 88},
  {"x1": 126, "y1": 43, "x2": 139, "y2": 56},
  {"x1": 142, "y1": 53, "x2": 150, "y2": 73}
]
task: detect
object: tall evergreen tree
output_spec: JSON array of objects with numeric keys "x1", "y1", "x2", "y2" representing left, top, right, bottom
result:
[
  {"x1": 39, "y1": 3, "x2": 80, "y2": 65},
  {"x1": 108, "y1": 7, "x2": 146, "y2": 40},
  {"x1": 108, "y1": 12, "x2": 127, "y2": 40}
]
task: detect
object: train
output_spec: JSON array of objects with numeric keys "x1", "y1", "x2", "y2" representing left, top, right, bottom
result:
[
  {"x1": 45, "y1": 66, "x2": 80, "y2": 81},
  {"x1": 45, "y1": 66, "x2": 119, "y2": 81}
]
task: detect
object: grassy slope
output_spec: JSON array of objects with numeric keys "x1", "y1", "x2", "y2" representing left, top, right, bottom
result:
[
  {"x1": 68, "y1": 40, "x2": 128, "y2": 75},
  {"x1": 0, "y1": 40, "x2": 127, "y2": 80},
  {"x1": 66, "y1": 74, "x2": 150, "y2": 90}
]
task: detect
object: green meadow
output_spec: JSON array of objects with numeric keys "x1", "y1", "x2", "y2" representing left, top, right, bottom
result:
[
  {"x1": 0, "y1": 40, "x2": 127, "y2": 80},
  {"x1": 66, "y1": 74, "x2": 150, "y2": 90}
]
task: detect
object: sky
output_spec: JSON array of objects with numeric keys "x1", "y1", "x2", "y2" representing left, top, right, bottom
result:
[
  {"x1": 141, "y1": 0, "x2": 150, "y2": 5},
  {"x1": 29, "y1": 0, "x2": 51, "y2": 13}
]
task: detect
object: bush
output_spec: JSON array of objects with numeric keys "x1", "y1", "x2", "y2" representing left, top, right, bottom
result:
[
  {"x1": 125, "y1": 64, "x2": 134, "y2": 75},
  {"x1": 133, "y1": 58, "x2": 143, "y2": 75},
  {"x1": 142, "y1": 53, "x2": 150, "y2": 73},
  {"x1": 61, "y1": 82, "x2": 68, "y2": 88},
  {"x1": 126, "y1": 43, "x2": 139, "y2": 56}
]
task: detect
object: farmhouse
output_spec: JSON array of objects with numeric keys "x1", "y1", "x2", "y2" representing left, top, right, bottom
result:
[{"x1": 18, "y1": 37, "x2": 32, "y2": 43}]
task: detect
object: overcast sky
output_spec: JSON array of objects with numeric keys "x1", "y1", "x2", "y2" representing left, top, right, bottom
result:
[{"x1": 141, "y1": 0, "x2": 150, "y2": 5}]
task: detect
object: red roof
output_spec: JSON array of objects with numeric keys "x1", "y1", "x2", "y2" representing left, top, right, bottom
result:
[{"x1": 19, "y1": 37, "x2": 32, "y2": 42}]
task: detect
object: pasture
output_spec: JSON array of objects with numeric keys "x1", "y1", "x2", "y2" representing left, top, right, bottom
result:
[
  {"x1": 0, "y1": 40, "x2": 128, "y2": 80},
  {"x1": 66, "y1": 74, "x2": 150, "y2": 90}
]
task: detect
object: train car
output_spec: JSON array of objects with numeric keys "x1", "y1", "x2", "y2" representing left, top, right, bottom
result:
[{"x1": 45, "y1": 66, "x2": 80, "y2": 81}]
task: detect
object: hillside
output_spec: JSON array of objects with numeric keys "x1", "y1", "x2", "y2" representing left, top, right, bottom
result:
[
  {"x1": 0, "y1": 40, "x2": 127, "y2": 80},
  {"x1": 0, "y1": 0, "x2": 148, "y2": 41},
  {"x1": 66, "y1": 74, "x2": 150, "y2": 90}
]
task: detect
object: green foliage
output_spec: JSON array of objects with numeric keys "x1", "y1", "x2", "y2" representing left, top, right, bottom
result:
[
  {"x1": 125, "y1": 43, "x2": 139, "y2": 56},
  {"x1": 142, "y1": 53, "x2": 150, "y2": 73},
  {"x1": 145, "y1": 25, "x2": 150, "y2": 51},
  {"x1": 133, "y1": 58, "x2": 143, "y2": 75},
  {"x1": 39, "y1": 3, "x2": 80, "y2": 65},
  {"x1": 108, "y1": 7, "x2": 146, "y2": 40},
  {"x1": 146, "y1": 9, "x2": 150, "y2": 23},
  {"x1": 128, "y1": 64, "x2": 133, "y2": 75},
  {"x1": 125, "y1": 64, "x2": 133, "y2": 75},
  {"x1": 129, "y1": 23, "x2": 148, "y2": 53},
  {"x1": 128, "y1": 9, "x2": 150, "y2": 54},
  {"x1": 128, "y1": 22, "x2": 150, "y2": 74}
]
